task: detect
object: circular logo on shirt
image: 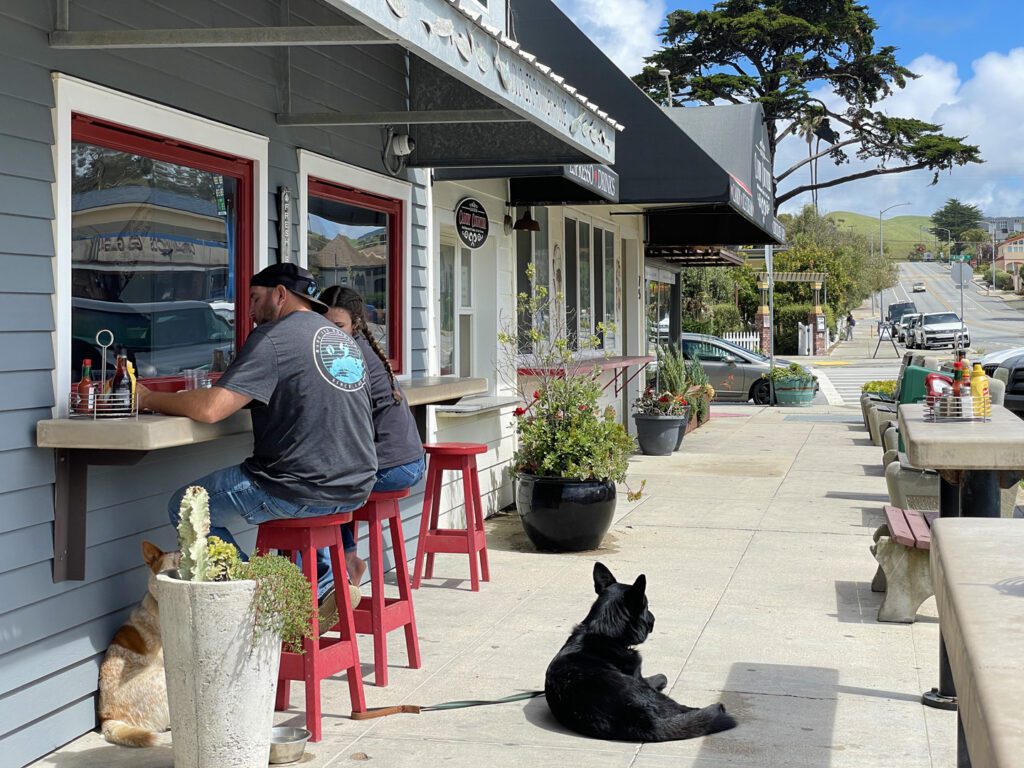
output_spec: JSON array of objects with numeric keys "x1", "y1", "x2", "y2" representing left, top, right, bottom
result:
[{"x1": 313, "y1": 326, "x2": 366, "y2": 391}]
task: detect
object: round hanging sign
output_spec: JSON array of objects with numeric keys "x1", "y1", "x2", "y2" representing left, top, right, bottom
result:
[{"x1": 455, "y1": 197, "x2": 489, "y2": 249}]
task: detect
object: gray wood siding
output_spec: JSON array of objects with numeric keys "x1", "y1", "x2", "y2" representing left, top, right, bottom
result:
[{"x1": 0, "y1": 0, "x2": 429, "y2": 763}]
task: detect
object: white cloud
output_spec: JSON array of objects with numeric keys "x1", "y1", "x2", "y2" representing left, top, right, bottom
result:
[
  {"x1": 777, "y1": 51, "x2": 1024, "y2": 219},
  {"x1": 555, "y1": 0, "x2": 666, "y2": 76}
]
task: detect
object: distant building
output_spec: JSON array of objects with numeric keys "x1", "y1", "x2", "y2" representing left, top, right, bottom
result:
[
  {"x1": 982, "y1": 217, "x2": 1024, "y2": 237},
  {"x1": 995, "y1": 232, "x2": 1024, "y2": 272}
]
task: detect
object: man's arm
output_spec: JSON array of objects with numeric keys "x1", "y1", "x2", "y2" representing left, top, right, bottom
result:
[{"x1": 137, "y1": 384, "x2": 252, "y2": 424}]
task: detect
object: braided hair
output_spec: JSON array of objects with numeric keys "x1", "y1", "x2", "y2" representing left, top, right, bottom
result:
[{"x1": 319, "y1": 285, "x2": 402, "y2": 402}]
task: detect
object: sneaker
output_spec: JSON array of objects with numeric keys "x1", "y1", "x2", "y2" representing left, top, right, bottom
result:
[{"x1": 317, "y1": 584, "x2": 362, "y2": 634}]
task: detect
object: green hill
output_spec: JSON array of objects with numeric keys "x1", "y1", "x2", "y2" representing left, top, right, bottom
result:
[{"x1": 825, "y1": 211, "x2": 937, "y2": 254}]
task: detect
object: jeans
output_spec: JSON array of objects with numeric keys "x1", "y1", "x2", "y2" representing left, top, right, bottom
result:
[
  {"x1": 314, "y1": 456, "x2": 426, "y2": 599},
  {"x1": 167, "y1": 464, "x2": 362, "y2": 562}
]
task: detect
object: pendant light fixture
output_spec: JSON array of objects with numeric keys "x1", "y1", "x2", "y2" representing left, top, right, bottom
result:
[{"x1": 513, "y1": 207, "x2": 541, "y2": 232}]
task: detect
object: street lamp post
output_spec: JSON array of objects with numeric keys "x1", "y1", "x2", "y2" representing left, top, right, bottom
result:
[
  {"x1": 657, "y1": 68, "x2": 672, "y2": 108},
  {"x1": 878, "y1": 202, "x2": 910, "y2": 333}
]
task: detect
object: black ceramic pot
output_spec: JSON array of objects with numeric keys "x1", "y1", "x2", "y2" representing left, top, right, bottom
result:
[{"x1": 515, "y1": 474, "x2": 617, "y2": 552}]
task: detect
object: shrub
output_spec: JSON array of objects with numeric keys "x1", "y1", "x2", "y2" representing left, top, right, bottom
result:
[
  {"x1": 710, "y1": 303, "x2": 744, "y2": 333},
  {"x1": 761, "y1": 362, "x2": 817, "y2": 385},
  {"x1": 862, "y1": 379, "x2": 898, "y2": 397},
  {"x1": 995, "y1": 270, "x2": 1014, "y2": 290},
  {"x1": 774, "y1": 303, "x2": 813, "y2": 355}
]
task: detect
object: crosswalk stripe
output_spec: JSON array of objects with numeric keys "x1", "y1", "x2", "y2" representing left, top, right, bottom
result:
[{"x1": 812, "y1": 366, "x2": 900, "y2": 406}]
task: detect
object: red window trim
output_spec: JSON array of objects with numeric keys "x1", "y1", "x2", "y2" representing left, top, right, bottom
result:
[
  {"x1": 71, "y1": 115, "x2": 255, "y2": 381},
  {"x1": 308, "y1": 177, "x2": 404, "y2": 374}
]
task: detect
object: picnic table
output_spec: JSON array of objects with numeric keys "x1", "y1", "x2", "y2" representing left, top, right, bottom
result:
[
  {"x1": 897, "y1": 403, "x2": 1024, "y2": 710},
  {"x1": 931, "y1": 519, "x2": 1024, "y2": 768}
]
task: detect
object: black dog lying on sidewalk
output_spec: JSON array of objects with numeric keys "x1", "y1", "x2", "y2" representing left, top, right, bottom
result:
[{"x1": 545, "y1": 562, "x2": 737, "y2": 741}]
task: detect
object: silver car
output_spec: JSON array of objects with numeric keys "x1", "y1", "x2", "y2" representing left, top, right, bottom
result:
[{"x1": 681, "y1": 333, "x2": 817, "y2": 405}]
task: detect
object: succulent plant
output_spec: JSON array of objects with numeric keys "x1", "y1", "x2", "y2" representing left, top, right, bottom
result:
[{"x1": 177, "y1": 485, "x2": 211, "y2": 582}]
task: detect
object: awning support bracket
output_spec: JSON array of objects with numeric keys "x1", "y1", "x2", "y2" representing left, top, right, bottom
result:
[{"x1": 53, "y1": 448, "x2": 150, "y2": 583}]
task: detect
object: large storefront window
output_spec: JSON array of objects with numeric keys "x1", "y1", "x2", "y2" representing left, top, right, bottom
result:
[
  {"x1": 646, "y1": 267, "x2": 675, "y2": 355},
  {"x1": 307, "y1": 179, "x2": 403, "y2": 372},
  {"x1": 70, "y1": 117, "x2": 252, "y2": 382},
  {"x1": 438, "y1": 238, "x2": 473, "y2": 376},
  {"x1": 564, "y1": 215, "x2": 619, "y2": 351},
  {"x1": 515, "y1": 207, "x2": 550, "y2": 349}
]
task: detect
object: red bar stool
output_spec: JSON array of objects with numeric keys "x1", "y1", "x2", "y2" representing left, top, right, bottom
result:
[
  {"x1": 349, "y1": 488, "x2": 421, "y2": 687},
  {"x1": 255, "y1": 512, "x2": 365, "y2": 742},
  {"x1": 412, "y1": 443, "x2": 490, "y2": 591}
]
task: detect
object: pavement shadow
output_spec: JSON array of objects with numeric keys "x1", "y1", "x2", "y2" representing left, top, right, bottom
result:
[
  {"x1": 826, "y1": 490, "x2": 891, "y2": 503},
  {"x1": 43, "y1": 741, "x2": 173, "y2": 768},
  {"x1": 696, "y1": 662, "x2": 838, "y2": 766},
  {"x1": 832, "y1": 579, "x2": 884, "y2": 624}
]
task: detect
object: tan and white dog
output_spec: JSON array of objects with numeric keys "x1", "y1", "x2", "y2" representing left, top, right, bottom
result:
[{"x1": 97, "y1": 541, "x2": 179, "y2": 747}]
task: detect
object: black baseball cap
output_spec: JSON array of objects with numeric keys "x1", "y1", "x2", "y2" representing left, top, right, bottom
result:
[{"x1": 250, "y1": 263, "x2": 329, "y2": 314}]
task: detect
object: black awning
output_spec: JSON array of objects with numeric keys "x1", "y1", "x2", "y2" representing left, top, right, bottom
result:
[
  {"x1": 511, "y1": 0, "x2": 783, "y2": 247},
  {"x1": 432, "y1": 163, "x2": 619, "y2": 204}
]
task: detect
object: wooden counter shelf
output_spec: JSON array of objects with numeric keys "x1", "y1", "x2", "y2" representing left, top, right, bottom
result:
[{"x1": 36, "y1": 412, "x2": 254, "y2": 583}]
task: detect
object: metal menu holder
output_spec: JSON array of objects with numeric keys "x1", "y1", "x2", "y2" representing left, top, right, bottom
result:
[{"x1": 68, "y1": 329, "x2": 138, "y2": 419}]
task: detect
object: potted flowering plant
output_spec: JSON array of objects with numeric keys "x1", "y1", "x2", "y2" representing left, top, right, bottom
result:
[
  {"x1": 499, "y1": 266, "x2": 642, "y2": 552},
  {"x1": 761, "y1": 363, "x2": 818, "y2": 406},
  {"x1": 633, "y1": 387, "x2": 690, "y2": 455},
  {"x1": 634, "y1": 344, "x2": 690, "y2": 454}
]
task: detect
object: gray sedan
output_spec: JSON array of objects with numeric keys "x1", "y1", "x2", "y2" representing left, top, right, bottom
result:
[{"x1": 681, "y1": 333, "x2": 816, "y2": 405}]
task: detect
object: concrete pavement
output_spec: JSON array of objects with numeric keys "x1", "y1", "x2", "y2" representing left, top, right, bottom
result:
[{"x1": 36, "y1": 400, "x2": 958, "y2": 768}]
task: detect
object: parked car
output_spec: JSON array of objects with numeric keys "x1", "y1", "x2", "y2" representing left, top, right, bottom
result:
[
  {"x1": 910, "y1": 311, "x2": 970, "y2": 350},
  {"x1": 72, "y1": 298, "x2": 235, "y2": 378},
  {"x1": 897, "y1": 313, "x2": 921, "y2": 344},
  {"x1": 1000, "y1": 352, "x2": 1024, "y2": 421},
  {"x1": 912, "y1": 281, "x2": 926, "y2": 292},
  {"x1": 680, "y1": 332, "x2": 817, "y2": 405},
  {"x1": 980, "y1": 346, "x2": 1024, "y2": 377},
  {"x1": 886, "y1": 300, "x2": 917, "y2": 336}
]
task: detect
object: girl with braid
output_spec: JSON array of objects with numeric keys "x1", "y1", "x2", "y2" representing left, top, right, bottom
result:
[{"x1": 315, "y1": 286, "x2": 425, "y2": 616}]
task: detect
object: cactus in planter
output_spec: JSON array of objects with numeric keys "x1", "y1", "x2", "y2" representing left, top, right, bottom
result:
[{"x1": 177, "y1": 485, "x2": 211, "y2": 581}]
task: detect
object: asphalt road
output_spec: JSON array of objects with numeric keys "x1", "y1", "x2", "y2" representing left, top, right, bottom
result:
[{"x1": 880, "y1": 261, "x2": 1023, "y2": 356}]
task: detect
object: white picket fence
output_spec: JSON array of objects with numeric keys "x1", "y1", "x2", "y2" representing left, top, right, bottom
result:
[{"x1": 720, "y1": 331, "x2": 761, "y2": 354}]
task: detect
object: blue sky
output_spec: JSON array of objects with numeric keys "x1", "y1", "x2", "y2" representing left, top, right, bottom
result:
[{"x1": 556, "y1": 0, "x2": 1024, "y2": 219}]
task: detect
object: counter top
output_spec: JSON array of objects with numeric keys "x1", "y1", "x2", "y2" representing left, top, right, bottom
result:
[
  {"x1": 897, "y1": 403, "x2": 1024, "y2": 471},
  {"x1": 403, "y1": 376, "x2": 488, "y2": 406},
  {"x1": 931, "y1": 519, "x2": 1024, "y2": 768},
  {"x1": 36, "y1": 411, "x2": 253, "y2": 451}
]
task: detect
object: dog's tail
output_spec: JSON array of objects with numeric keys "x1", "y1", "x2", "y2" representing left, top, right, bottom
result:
[
  {"x1": 101, "y1": 719, "x2": 159, "y2": 748},
  {"x1": 658, "y1": 703, "x2": 737, "y2": 740}
]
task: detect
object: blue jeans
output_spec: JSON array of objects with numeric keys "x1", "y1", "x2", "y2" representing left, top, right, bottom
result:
[
  {"x1": 314, "y1": 456, "x2": 426, "y2": 599},
  {"x1": 167, "y1": 464, "x2": 362, "y2": 563}
]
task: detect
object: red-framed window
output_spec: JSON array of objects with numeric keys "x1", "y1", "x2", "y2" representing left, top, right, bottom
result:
[
  {"x1": 307, "y1": 178, "x2": 404, "y2": 373},
  {"x1": 70, "y1": 116, "x2": 254, "y2": 386}
]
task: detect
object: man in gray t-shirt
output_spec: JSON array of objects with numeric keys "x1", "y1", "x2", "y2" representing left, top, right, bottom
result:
[{"x1": 138, "y1": 263, "x2": 377, "y2": 559}]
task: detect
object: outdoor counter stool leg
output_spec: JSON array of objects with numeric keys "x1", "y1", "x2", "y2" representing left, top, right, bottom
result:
[
  {"x1": 351, "y1": 489, "x2": 420, "y2": 687},
  {"x1": 256, "y1": 514, "x2": 366, "y2": 741},
  {"x1": 411, "y1": 443, "x2": 490, "y2": 591}
]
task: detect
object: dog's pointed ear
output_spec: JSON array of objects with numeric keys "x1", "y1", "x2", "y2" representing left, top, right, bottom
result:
[
  {"x1": 593, "y1": 562, "x2": 616, "y2": 593},
  {"x1": 626, "y1": 574, "x2": 647, "y2": 608},
  {"x1": 141, "y1": 540, "x2": 164, "y2": 568}
]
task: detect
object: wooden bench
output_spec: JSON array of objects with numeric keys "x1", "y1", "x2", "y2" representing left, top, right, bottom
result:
[{"x1": 870, "y1": 505, "x2": 938, "y2": 623}]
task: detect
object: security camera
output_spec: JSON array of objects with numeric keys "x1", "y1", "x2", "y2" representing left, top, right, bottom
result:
[{"x1": 388, "y1": 133, "x2": 415, "y2": 157}]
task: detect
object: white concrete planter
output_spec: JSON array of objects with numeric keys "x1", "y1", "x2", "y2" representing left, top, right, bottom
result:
[{"x1": 156, "y1": 574, "x2": 281, "y2": 768}]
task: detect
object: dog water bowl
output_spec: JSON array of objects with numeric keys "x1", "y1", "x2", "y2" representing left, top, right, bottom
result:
[{"x1": 269, "y1": 726, "x2": 311, "y2": 764}]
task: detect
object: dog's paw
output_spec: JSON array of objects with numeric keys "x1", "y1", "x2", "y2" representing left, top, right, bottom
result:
[{"x1": 645, "y1": 674, "x2": 669, "y2": 691}]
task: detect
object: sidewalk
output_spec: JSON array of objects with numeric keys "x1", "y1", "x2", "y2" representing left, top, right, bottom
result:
[{"x1": 35, "y1": 404, "x2": 955, "y2": 768}]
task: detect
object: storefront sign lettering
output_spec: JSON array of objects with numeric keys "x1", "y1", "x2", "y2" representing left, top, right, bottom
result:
[
  {"x1": 455, "y1": 197, "x2": 489, "y2": 249},
  {"x1": 564, "y1": 164, "x2": 619, "y2": 202}
]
